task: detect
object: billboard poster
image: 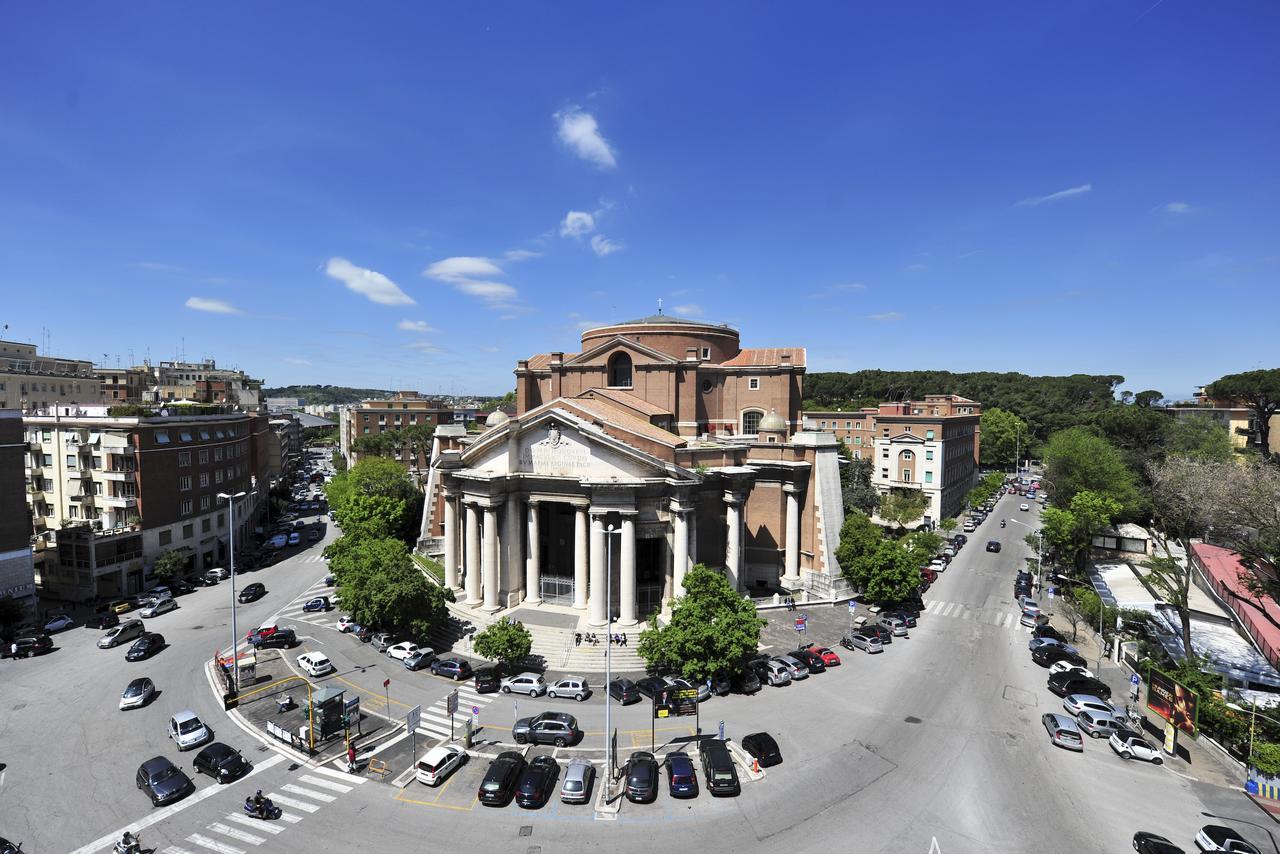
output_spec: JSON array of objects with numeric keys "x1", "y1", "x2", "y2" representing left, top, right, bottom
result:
[{"x1": 1146, "y1": 668, "x2": 1198, "y2": 737}]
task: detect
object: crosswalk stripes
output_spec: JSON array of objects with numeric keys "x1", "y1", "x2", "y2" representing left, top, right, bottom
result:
[
  {"x1": 922, "y1": 599, "x2": 1035, "y2": 634},
  {"x1": 185, "y1": 834, "x2": 245, "y2": 854},
  {"x1": 296, "y1": 773, "x2": 353, "y2": 793},
  {"x1": 206, "y1": 823, "x2": 266, "y2": 846},
  {"x1": 415, "y1": 683, "x2": 495, "y2": 741},
  {"x1": 266, "y1": 792, "x2": 320, "y2": 813},
  {"x1": 280, "y1": 783, "x2": 336, "y2": 803},
  {"x1": 223, "y1": 814, "x2": 283, "y2": 835}
]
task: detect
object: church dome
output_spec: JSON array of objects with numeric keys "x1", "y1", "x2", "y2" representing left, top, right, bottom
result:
[
  {"x1": 484, "y1": 410, "x2": 510, "y2": 428},
  {"x1": 759, "y1": 410, "x2": 786, "y2": 432}
]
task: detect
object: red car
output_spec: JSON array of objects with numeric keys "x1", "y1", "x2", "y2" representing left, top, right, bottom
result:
[
  {"x1": 245, "y1": 624, "x2": 279, "y2": 641},
  {"x1": 920, "y1": 568, "x2": 938, "y2": 584},
  {"x1": 802, "y1": 644, "x2": 841, "y2": 667}
]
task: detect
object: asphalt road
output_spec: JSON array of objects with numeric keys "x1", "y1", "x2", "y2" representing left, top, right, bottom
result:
[{"x1": 4, "y1": 490, "x2": 1275, "y2": 854}]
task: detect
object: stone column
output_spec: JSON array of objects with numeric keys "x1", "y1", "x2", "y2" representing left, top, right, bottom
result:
[
  {"x1": 724, "y1": 492, "x2": 742, "y2": 591},
  {"x1": 505, "y1": 493, "x2": 524, "y2": 601},
  {"x1": 482, "y1": 505, "x2": 499, "y2": 611},
  {"x1": 464, "y1": 502, "x2": 481, "y2": 605},
  {"x1": 443, "y1": 492, "x2": 459, "y2": 590},
  {"x1": 671, "y1": 503, "x2": 690, "y2": 598},
  {"x1": 783, "y1": 484, "x2": 801, "y2": 588},
  {"x1": 525, "y1": 500, "x2": 542, "y2": 605},
  {"x1": 573, "y1": 506, "x2": 588, "y2": 611},
  {"x1": 588, "y1": 512, "x2": 607, "y2": 627},
  {"x1": 619, "y1": 514, "x2": 637, "y2": 625}
]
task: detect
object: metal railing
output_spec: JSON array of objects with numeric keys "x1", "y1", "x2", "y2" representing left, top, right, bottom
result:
[{"x1": 539, "y1": 576, "x2": 575, "y2": 605}]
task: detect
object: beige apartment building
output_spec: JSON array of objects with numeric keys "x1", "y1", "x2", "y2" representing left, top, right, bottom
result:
[{"x1": 0, "y1": 339, "x2": 101, "y2": 413}]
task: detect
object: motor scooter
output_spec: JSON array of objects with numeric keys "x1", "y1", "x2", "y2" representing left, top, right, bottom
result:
[
  {"x1": 1000, "y1": 519, "x2": 1006, "y2": 528},
  {"x1": 244, "y1": 797, "x2": 281, "y2": 820},
  {"x1": 114, "y1": 832, "x2": 141, "y2": 854}
]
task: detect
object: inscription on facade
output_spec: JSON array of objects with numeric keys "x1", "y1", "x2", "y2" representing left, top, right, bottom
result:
[{"x1": 520, "y1": 423, "x2": 594, "y2": 475}]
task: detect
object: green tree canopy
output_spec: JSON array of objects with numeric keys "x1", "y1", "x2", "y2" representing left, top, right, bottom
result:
[
  {"x1": 324, "y1": 456, "x2": 421, "y2": 542},
  {"x1": 1164, "y1": 414, "x2": 1235, "y2": 462},
  {"x1": 979, "y1": 407, "x2": 1029, "y2": 468},
  {"x1": 1206, "y1": 368, "x2": 1280, "y2": 460},
  {"x1": 472, "y1": 618, "x2": 532, "y2": 668},
  {"x1": 835, "y1": 510, "x2": 885, "y2": 570},
  {"x1": 636, "y1": 565, "x2": 765, "y2": 681},
  {"x1": 151, "y1": 549, "x2": 188, "y2": 581},
  {"x1": 879, "y1": 488, "x2": 929, "y2": 532},
  {"x1": 845, "y1": 539, "x2": 922, "y2": 605},
  {"x1": 327, "y1": 535, "x2": 447, "y2": 640},
  {"x1": 1042, "y1": 427, "x2": 1143, "y2": 518},
  {"x1": 836, "y1": 442, "x2": 879, "y2": 515}
]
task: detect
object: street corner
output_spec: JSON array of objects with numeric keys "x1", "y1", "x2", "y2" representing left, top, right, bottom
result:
[{"x1": 393, "y1": 748, "x2": 483, "y2": 812}]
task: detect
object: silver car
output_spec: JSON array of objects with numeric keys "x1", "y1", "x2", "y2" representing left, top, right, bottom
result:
[
  {"x1": 877, "y1": 615, "x2": 909, "y2": 637},
  {"x1": 560, "y1": 757, "x2": 595, "y2": 804},
  {"x1": 841, "y1": 631, "x2": 884, "y2": 654},
  {"x1": 1062, "y1": 694, "x2": 1126, "y2": 721},
  {"x1": 1076, "y1": 710, "x2": 1126, "y2": 739},
  {"x1": 773, "y1": 655, "x2": 809, "y2": 680}
]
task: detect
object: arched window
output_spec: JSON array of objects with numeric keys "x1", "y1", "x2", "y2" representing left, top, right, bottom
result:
[
  {"x1": 742, "y1": 410, "x2": 763, "y2": 434},
  {"x1": 608, "y1": 352, "x2": 633, "y2": 387},
  {"x1": 902, "y1": 450, "x2": 913, "y2": 460}
]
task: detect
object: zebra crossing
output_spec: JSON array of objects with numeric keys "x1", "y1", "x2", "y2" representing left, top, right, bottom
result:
[
  {"x1": 301, "y1": 554, "x2": 328, "y2": 564},
  {"x1": 921, "y1": 598, "x2": 1036, "y2": 633},
  {"x1": 271, "y1": 578, "x2": 345, "y2": 633},
  {"x1": 159, "y1": 766, "x2": 364, "y2": 854},
  {"x1": 415, "y1": 681, "x2": 495, "y2": 742}
]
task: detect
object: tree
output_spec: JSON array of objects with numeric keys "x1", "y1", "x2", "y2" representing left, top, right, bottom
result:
[
  {"x1": 836, "y1": 447, "x2": 879, "y2": 516},
  {"x1": 1165, "y1": 414, "x2": 1234, "y2": 463},
  {"x1": 1042, "y1": 427, "x2": 1143, "y2": 517},
  {"x1": 327, "y1": 535, "x2": 447, "y2": 639},
  {"x1": 151, "y1": 549, "x2": 188, "y2": 581},
  {"x1": 878, "y1": 488, "x2": 929, "y2": 532},
  {"x1": 938, "y1": 517, "x2": 957, "y2": 536},
  {"x1": 1134, "y1": 389, "x2": 1164, "y2": 408},
  {"x1": 325, "y1": 456, "x2": 421, "y2": 543},
  {"x1": 472, "y1": 618, "x2": 532, "y2": 668},
  {"x1": 1057, "y1": 586, "x2": 1093, "y2": 642},
  {"x1": 637, "y1": 565, "x2": 765, "y2": 681},
  {"x1": 901, "y1": 530, "x2": 943, "y2": 562},
  {"x1": 1145, "y1": 555, "x2": 1193, "y2": 658},
  {"x1": 845, "y1": 540, "x2": 922, "y2": 605},
  {"x1": 835, "y1": 511, "x2": 885, "y2": 570},
  {"x1": 1207, "y1": 368, "x2": 1280, "y2": 461},
  {"x1": 979, "y1": 407, "x2": 1029, "y2": 469}
]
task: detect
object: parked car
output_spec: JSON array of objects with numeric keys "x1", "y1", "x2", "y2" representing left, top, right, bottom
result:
[
  {"x1": 1110, "y1": 730, "x2": 1164, "y2": 764},
  {"x1": 1019, "y1": 610, "x2": 1045, "y2": 628},
  {"x1": 1076, "y1": 710, "x2": 1127, "y2": 739},
  {"x1": 192, "y1": 742, "x2": 250, "y2": 782},
  {"x1": 474, "y1": 667, "x2": 501, "y2": 693},
  {"x1": 416, "y1": 744, "x2": 467, "y2": 786},
  {"x1": 802, "y1": 644, "x2": 841, "y2": 666},
  {"x1": 791, "y1": 648, "x2": 827, "y2": 672},
  {"x1": 119, "y1": 676, "x2": 156, "y2": 710},
  {"x1": 1063, "y1": 694, "x2": 1127, "y2": 720},
  {"x1": 237, "y1": 583, "x2": 266, "y2": 603},
  {"x1": 841, "y1": 629, "x2": 884, "y2": 653},
  {"x1": 732, "y1": 668, "x2": 763, "y2": 694},
  {"x1": 1132, "y1": 832, "x2": 1185, "y2": 853},
  {"x1": 548, "y1": 676, "x2": 591, "y2": 701},
  {"x1": 370, "y1": 632, "x2": 396, "y2": 653},
  {"x1": 666, "y1": 751, "x2": 699, "y2": 798},
  {"x1": 43, "y1": 614, "x2": 74, "y2": 633},
  {"x1": 1048, "y1": 660, "x2": 1093, "y2": 678},
  {"x1": 512, "y1": 711, "x2": 581, "y2": 747},
  {"x1": 749, "y1": 657, "x2": 791, "y2": 686},
  {"x1": 430, "y1": 657, "x2": 473, "y2": 680},
  {"x1": 167, "y1": 709, "x2": 211, "y2": 750},
  {"x1": 516, "y1": 756, "x2": 560, "y2": 809},
  {"x1": 301, "y1": 597, "x2": 331, "y2": 613},
  {"x1": 1032, "y1": 624, "x2": 1066, "y2": 642},
  {"x1": 862, "y1": 624, "x2": 894, "y2": 645},
  {"x1": 337, "y1": 616, "x2": 355, "y2": 632},
  {"x1": 1029, "y1": 636, "x2": 1073, "y2": 653},
  {"x1": 773, "y1": 655, "x2": 809, "y2": 680},
  {"x1": 136, "y1": 756, "x2": 195, "y2": 806},
  {"x1": 89, "y1": 611, "x2": 120, "y2": 630},
  {"x1": 709, "y1": 671, "x2": 734, "y2": 695},
  {"x1": 624, "y1": 751, "x2": 659, "y2": 803},
  {"x1": 404, "y1": 648, "x2": 437, "y2": 671},
  {"x1": 1049, "y1": 673, "x2": 1112, "y2": 700},
  {"x1": 1041, "y1": 713, "x2": 1084, "y2": 752},
  {"x1": 1031, "y1": 645, "x2": 1087, "y2": 668},
  {"x1": 126, "y1": 632, "x2": 165, "y2": 661},
  {"x1": 478, "y1": 751, "x2": 526, "y2": 806},
  {"x1": 741, "y1": 732, "x2": 783, "y2": 767},
  {"x1": 606, "y1": 677, "x2": 640, "y2": 705},
  {"x1": 560, "y1": 757, "x2": 595, "y2": 804},
  {"x1": 140, "y1": 598, "x2": 177, "y2": 619},
  {"x1": 287, "y1": 532, "x2": 301, "y2": 546},
  {"x1": 1195, "y1": 825, "x2": 1262, "y2": 853},
  {"x1": 386, "y1": 642, "x2": 421, "y2": 662},
  {"x1": 700, "y1": 739, "x2": 741, "y2": 797},
  {"x1": 6, "y1": 633, "x2": 53, "y2": 658},
  {"x1": 877, "y1": 615, "x2": 910, "y2": 637},
  {"x1": 670, "y1": 676, "x2": 712, "y2": 703},
  {"x1": 297, "y1": 651, "x2": 334, "y2": 677}
]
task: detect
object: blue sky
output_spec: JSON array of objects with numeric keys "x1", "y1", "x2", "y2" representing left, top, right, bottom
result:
[{"x1": 2, "y1": 2, "x2": 1277, "y2": 399}]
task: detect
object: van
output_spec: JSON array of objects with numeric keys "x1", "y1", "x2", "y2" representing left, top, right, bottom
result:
[
  {"x1": 700, "y1": 739, "x2": 741, "y2": 796},
  {"x1": 98, "y1": 619, "x2": 145, "y2": 649}
]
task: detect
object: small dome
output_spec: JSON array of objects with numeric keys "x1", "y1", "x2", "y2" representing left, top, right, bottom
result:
[
  {"x1": 484, "y1": 410, "x2": 510, "y2": 428},
  {"x1": 759, "y1": 410, "x2": 786, "y2": 432}
]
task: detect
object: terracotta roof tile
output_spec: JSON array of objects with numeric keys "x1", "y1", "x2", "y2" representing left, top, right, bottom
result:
[
  {"x1": 720, "y1": 347, "x2": 806, "y2": 368},
  {"x1": 575, "y1": 388, "x2": 671, "y2": 417}
]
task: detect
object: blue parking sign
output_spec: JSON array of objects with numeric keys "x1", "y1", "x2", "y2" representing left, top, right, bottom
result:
[{"x1": 1130, "y1": 674, "x2": 1140, "y2": 686}]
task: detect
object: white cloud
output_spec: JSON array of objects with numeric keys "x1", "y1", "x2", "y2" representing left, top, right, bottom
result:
[
  {"x1": 553, "y1": 107, "x2": 617, "y2": 169},
  {"x1": 1165, "y1": 201, "x2": 1192, "y2": 214},
  {"x1": 422, "y1": 255, "x2": 520, "y2": 308},
  {"x1": 479, "y1": 346, "x2": 500, "y2": 353},
  {"x1": 867, "y1": 311, "x2": 904, "y2": 322},
  {"x1": 397, "y1": 320, "x2": 435, "y2": 333},
  {"x1": 559, "y1": 210, "x2": 596, "y2": 238},
  {"x1": 284, "y1": 357, "x2": 312, "y2": 366},
  {"x1": 325, "y1": 257, "x2": 415, "y2": 306},
  {"x1": 1015, "y1": 183, "x2": 1093, "y2": 207},
  {"x1": 503, "y1": 249, "x2": 542, "y2": 262},
  {"x1": 574, "y1": 319, "x2": 609, "y2": 331},
  {"x1": 672, "y1": 303, "x2": 703, "y2": 316},
  {"x1": 184, "y1": 296, "x2": 241, "y2": 315},
  {"x1": 590, "y1": 234, "x2": 623, "y2": 256}
]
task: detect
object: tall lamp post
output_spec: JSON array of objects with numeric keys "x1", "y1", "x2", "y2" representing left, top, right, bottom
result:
[
  {"x1": 604, "y1": 522, "x2": 620, "y2": 789},
  {"x1": 219, "y1": 490, "x2": 248, "y2": 692}
]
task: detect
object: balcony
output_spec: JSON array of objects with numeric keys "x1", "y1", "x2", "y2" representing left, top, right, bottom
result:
[
  {"x1": 98, "y1": 494, "x2": 138, "y2": 509},
  {"x1": 28, "y1": 440, "x2": 41, "y2": 452},
  {"x1": 65, "y1": 468, "x2": 92, "y2": 480},
  {"x1": 69, "y1": 493, "x2": 96, "y2": 504},
  {"x1": 100, "y1": 468, "x2": 137, "y2": 481}
]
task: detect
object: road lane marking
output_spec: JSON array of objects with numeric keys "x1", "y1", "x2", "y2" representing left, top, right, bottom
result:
[
  {"x1": 297, "y1": 774, "x2": 352, "y2": 793},
  {"x1": 186, "y1": 833, "x2": 245, "y2": 854},
  {"x1": 280, "y1": 783, "x2": 336, "y2": 803},
  {"x1": 224, "y1": 814, "x2": 283, "y2": 834},
  {"x1": 207, "y1": 822, "x2": 265, "y2": 845},
  {"x1": 278, "y1": 812, "x2": 303, "y2": 824},
  {"x1": 309, "y1": 764, "x2": 366, "y2": 785},
  {"x1": 265, "y1": 792, "x2": 319, "y2": 813}
]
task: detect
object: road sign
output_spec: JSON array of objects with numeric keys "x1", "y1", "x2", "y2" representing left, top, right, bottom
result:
[
  {"x1": 383, "y1": 678, "x2": 391, "y2": 688},
  {"x1": 848, "y1": 600, "x2": 858, "y2": 612},
  {"x1": 405, "y1": 704, "x2": 421, "y2": 732},
  {"x1": 471, "y1": 704, "x2": 480, "y2": 716},
  {"x1": 1130, "y1": 673, "x2": 1141, "y2": 686},
  {"x1": 446, "y1": 689, "x2": 459, "y2": 716}
]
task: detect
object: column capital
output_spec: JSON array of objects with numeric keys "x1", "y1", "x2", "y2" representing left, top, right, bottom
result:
[
  {"x1": 669, "y1": 499, "x2": 694, "y2": 515},
  {"x1": 782, "y1": 483, "x2": 802, "y2": 495},
  {"x1": 723, "y1": 491, "x2": 744, "y2": 507}
]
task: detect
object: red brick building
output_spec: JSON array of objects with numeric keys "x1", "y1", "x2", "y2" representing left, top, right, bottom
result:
[{"x1": 340, "y1": 391, "x2": 454, "y2": 472}]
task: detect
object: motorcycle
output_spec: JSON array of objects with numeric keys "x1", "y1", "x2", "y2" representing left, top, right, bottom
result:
[
  {"x1": 114, "y1": 832, "x2": 141, "y2": 854},
  {"x1": 244, "y1": 798, "x2": 280, "y2": 820},
  {"x1": 1000, "y1": 520, "x2": 1006, "y2": 528}
]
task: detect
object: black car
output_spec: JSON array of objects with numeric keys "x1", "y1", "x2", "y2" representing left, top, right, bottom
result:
[
  {"x1": 952, "y1": 534, "x2": 967, "y2": 545},
  {"x1": 1032, "y1": 624, "x2": 1066, "y2": 642},
  {"x1": 474, "y1": 667, "x2": 501, "y2": 694},
  {"x1": 126, "y1": 632, "x2": 165, "y2": 661},
  {"x1": 747, "y1": 658, "x2": 775, "y2": 683},
  {"x1": 700, "y1": 739, "x2": 741, "y2": 797},
  {"x1": 136, "y1": 755, "x2": 195, "y2": 806},
  {"x1": 741, "y1": 731, "x2": 783, "y2": 768},
  {"x1": 986, "y1": 540, "x2": 1002, "y2": 553},
  {"x1": 1032, "y1": 646, "x2": 1087, "y2": 668},
  {"x1": 1048, "y1": 673, "x2": 1112, "y2": 700},
  {"x1": 635, "y1": 675, "x2": 668, "y2": 699},
  {"x1": 732, "y1": 668, "x2": 762, "y2": 694},
  {"x1": 1014, "y1": 582, "x2": 1033, "y2": 598},
  {"x1": 5, "y1": 633, "x2": 53, "y2": 658},
  {"x1": 514, "y1": 756, "x2": 559, "y2": 809},
  {"x1": 666, "y1": 751, "x2": 700, "y2": 798},
  {"x1": 250, "y1": 627, "x2": 297, "y2": 649},
  {"x1": 478, "y1": 751, "x2": 526, "y2": 806},
  {"x1": 1132, "y1": 832, "x2": 1185, "y2": 854},
  {"x1": 624, "y1": 751, "x2": 659, "y2": 803},
  {"x1": 790, "y1": 648, "x2": 826, "y2": 673},
  {"x1": 237, "y1": 583, "x2": 266, "y2": 603},
  {"x1": 862, "y1": 625, "x2": 894, "y2": 645},
  {"x1": 192, "y1": 742, "x2": 250, "y2": 783},
  {"x1": 609, "y1": 678, "x2": 641, "y2": 704},
  {"x1": 709, "y1": 671, "x2": 733, "y2": 696},
  {"x1": 881, "y1": 608, "x2": 918, "y2": 628},
  {"x1": 89, "y1": 611, "x2": 120, "y2": 630}
]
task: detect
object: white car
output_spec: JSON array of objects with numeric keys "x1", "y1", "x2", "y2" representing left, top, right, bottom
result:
[
  {"x1": 141, "y1": 598, "x2": 178, "y2": 618},
  {"x1": 548, "y1": 676, "x2": 591, "y2": 701},
  {"x1": 268, "y1": 534, "x2": 288, "y2": 549},
  {"x1": 168, "y1": 709, "x2": 211, "y2": 750},
  {"x1": 386, "y1": 642, "x2": 420, "y2": 661},
  {"x1": 43, "y1": 614, "x2": 75, "y2": 632},
  {"x1": 500, "y1": 672, "x2": 548, "y2": 696},
  {"x1": 1048, "y1": 661, "x2": 1093, "y2": 678},
  {"x1": 1195, "y1": 825, "x2": 1262, "y2": 853},
  {"x1": 297, "y1": 651, "x2": 334, "y2": 677},
  {"x1": 1020, "y1": 503, "x2": 1030, "y2": 511},
  {"x1": 415, "y1": 744, "x2": 467, "y2": 786},
  {"x1": 337, "y1": 616, "x2": 355, "y2": 632},
  {"x1": 119, "y1": 677, "x2": 155, "y2": 710}
]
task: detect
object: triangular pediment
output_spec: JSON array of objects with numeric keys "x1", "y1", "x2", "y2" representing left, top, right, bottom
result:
[
  {"x1": 459, "y1": 407, "x2": 690, "y2": 481},
  {"x1": 565, "y1": 335, "x2": 679, "y2": 367},
  {"x1": 885, "y1": 432, "x2": 926, "y2": 444}
]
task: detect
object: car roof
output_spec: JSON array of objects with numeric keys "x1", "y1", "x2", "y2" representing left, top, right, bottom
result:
[
  {"x1": 199, "y1": 742, "x2": 236, "y2": 758},
  {"x1": 140, "y1": 755, "x2": 174, "y2": 773},
  {"x1": 172, "y1": 709, "x2": 199, "y2": 723},
  {"x1": 421, "y1": 745, "x2": 459, "y2": 764}
]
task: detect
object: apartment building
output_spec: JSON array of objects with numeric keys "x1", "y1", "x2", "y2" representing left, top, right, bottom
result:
[
  {"x1": 0, "y1": 410, "x2": 37, "y2": 626},
  {"x1": 0, "y1": 339, "x2": 102, "y2": 412},
  {"x1": 97, "y1": 366, "x2": 154, "y2": 405},
  {"x1": 268, "y1": 416, "x2": 303, "y2": 478},
  {"x1": 340, "y1": 391, "x2": 454, "y2": 471},
  {"x1": 806, "y1": 395, "x2": 982, "y2": 525},
  {"x1": 147, "y1": 359, "x2": 263, "y2": 410},
  {"x1": 1164, "y1": 386, "x2": 1280, "y2": 456},
  {"x1": 23, "y1": 410, "x2": 271, "y2": 602}
]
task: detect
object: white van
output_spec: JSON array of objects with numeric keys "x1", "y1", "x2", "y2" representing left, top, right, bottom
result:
[{"x1": 297, "y1": 652, "x2": 334, "y2": 677}]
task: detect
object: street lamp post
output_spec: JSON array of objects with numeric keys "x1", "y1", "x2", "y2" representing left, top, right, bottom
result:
[
  {"x1": 219, "y1": 490, "x2": 248, "y2": 692},
  {"x1": 1054, "y1": 575, "x2": 1107, "y2": 671},
  {"x1": 604, "y1": 523, "x2": 619, "y2": 790}
]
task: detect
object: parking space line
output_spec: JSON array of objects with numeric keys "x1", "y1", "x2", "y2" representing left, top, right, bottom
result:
[
  {"x1": 280, "y1": 783, "x2": 337, "y2": 803},
  {"x1": 313, "y1": 763, "x2": 368, "y2": 784}
]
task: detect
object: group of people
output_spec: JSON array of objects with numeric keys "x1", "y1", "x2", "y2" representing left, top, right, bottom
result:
[{"x1": 572, "y1": 631, "x2": 629, "y2": 646}]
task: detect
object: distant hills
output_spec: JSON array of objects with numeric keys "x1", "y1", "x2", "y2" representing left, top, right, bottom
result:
[{"x1": 262, "y1": 385, "x2": 391, "y2": 406}]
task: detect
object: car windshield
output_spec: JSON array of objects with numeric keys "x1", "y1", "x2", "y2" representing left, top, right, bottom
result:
[
  {"x1": 178, "y1": 718, "x2": 203, "y2": 734},
  {"x1": 125, "y1": 683, "x2": 144, "y2": 696}
]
